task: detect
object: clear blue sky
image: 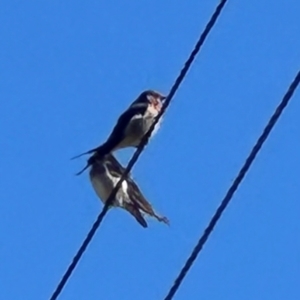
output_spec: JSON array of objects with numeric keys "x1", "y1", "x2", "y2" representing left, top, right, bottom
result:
[{"x1": 1, "y1": 1, "x2": 299, "y2": 299}]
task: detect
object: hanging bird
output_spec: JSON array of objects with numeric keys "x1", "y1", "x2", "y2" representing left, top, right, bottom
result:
[
  {"x1": 89, "y1": 153, "x2": 169, "y2": 228},
  {"x1": 73, "y1": 90, "x2": 166, "y2": 175}
]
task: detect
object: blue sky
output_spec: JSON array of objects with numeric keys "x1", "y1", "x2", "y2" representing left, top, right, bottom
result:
[{"x1": 1, "y1": 1, "x2": 299, "y2": 299}]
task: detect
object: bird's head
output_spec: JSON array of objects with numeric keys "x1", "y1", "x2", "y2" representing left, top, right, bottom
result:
[
  {"x1": 133, "y1": 90, "x2": 166, "y2": 112},
  {"x1": 145, "y1": 90, "x2": 166, "y2": 111}
]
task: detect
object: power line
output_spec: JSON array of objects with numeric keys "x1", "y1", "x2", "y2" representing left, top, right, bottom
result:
[
  {"x1": 50, "y1": 1, "x2": 228, "y2": 299},
  {"x1": 164, "y1": 69, "x2": 300, "y2": 300}
]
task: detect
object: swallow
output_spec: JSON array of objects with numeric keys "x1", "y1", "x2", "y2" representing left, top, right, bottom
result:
[
  {"x1": 73, "y1": 90, "x2": 166, "y2": 175},
  {"x1": 89, "y1": 153, "x2": 169, "y2": 228}
]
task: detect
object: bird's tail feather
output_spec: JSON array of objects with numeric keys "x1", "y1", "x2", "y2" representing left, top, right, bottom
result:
[
  {"x1": 71, "y1": 147, "x2": 99, "y2": 160},
  {"x1": 128, "y1": 180, "x2": 169, "y2": 226},
  {"x1": 123, "y1": 203, "x2": 148, "y2": 228},
  {"x1": 72, "y1": 144, "x2": 109, "y2": 176},
  {"x1": 74, "y1": 155, "x2": 98, "y2": 176},
  {"x1": 75, "y1": 162, "x2": 90, "y2": 176}
]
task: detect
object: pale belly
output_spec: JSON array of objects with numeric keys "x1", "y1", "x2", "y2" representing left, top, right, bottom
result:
[
  {"x1": 90, "y1": 174, "x2": 128, "y2": 207},
  {"x1": 121, "y1": 114, "x2": 162, "y2": 147}
]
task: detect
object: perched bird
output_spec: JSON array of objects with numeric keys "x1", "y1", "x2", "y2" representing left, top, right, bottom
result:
[
  {"x1": 73, "y1": 90, "x2": 166, "y2": 175},
  {"x1": 89, "y1": 153, "x2": 169, "y2": 228}
]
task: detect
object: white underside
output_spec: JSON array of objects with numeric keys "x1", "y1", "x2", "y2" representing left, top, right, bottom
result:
[
  {"x1": 120, "y1": 113, "x2": 162, "y2": 148},
  {"x1": 90, "y1": 168, "x2": 128, "y2": 207}
]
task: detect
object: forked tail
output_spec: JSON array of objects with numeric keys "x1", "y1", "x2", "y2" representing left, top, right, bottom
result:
[
  {"x1": 74, "y1": 154, "x2": 98, "y2": 176},
  {"x1": 123, "y1": 203, "x2": 148, "y2": 228},
  {"x1": 71, "y1": 147, "x2": 99, "y2": 160},
  {"x1": 75, "y1": 162, "x2": 90, "y2": 176}
]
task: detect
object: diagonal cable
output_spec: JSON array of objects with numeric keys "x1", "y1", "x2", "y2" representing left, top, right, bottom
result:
[
  {"x1": 164, "y1": 69, "x2": 300, "y2": 300},
  {"x1": 50, "y1": 1, "x2": 228, "y2": 299}
]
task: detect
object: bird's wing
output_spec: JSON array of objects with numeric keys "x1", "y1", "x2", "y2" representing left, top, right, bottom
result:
[
  {"x1": 105, "y1": 103, "x2": 148, "y2": 146},
  {"x1": 71, "y1": 103, "x2": 148, "y2": 161},
  {"x1": 104, "y1": 153, "x2": 169, "y2": 225},
  {"x1": 126, "y1": 177, "x2": 156, "y2": 216},
  {"x1": 105, "y1": 154, "x2": 126, "y2": 177},
  {"x1": 127, "y1": 175, "x2": 170, "y2": 225}
]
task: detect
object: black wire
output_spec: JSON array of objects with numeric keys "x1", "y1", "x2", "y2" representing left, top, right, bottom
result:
[
  {"x1": 164, "y1": 70, "x2": 300, "y2": 300},
  {"x1": 50, "y1": 1, "x2": 228, "y2": 299}
]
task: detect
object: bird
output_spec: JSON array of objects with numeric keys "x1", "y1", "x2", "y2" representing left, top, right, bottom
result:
[
  {"x1": 73, "y1": 90, "x2": 166, "y2": 175},
  {"x1": 89, "y1": 153, "x2": 169, "y2": 228}
]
